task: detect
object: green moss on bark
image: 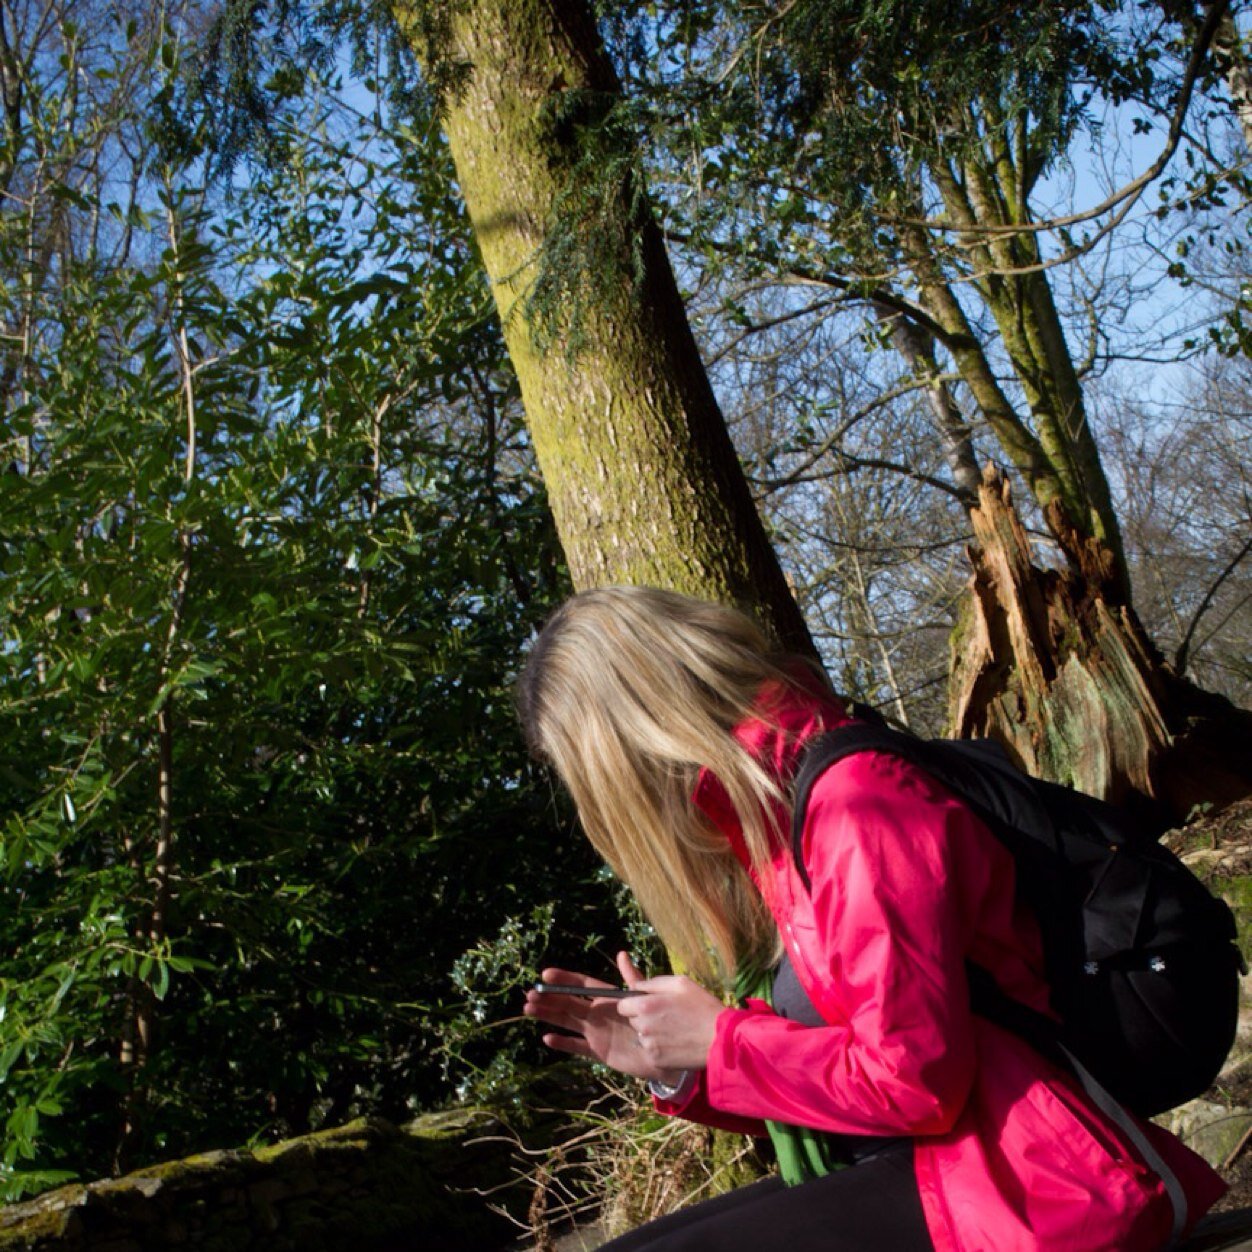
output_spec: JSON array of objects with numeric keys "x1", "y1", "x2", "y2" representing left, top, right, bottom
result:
[{"x1": 394, "y1": 0, "x2": 815, "y2": 655}]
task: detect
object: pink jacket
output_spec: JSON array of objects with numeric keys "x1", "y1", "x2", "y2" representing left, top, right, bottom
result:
[{"x1": 656, "y1": 679, "x2": 1225, "y2": 1251}]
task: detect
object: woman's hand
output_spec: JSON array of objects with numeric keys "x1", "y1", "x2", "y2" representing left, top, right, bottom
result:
[{"x1": 523, "y1": 951, "x2": 724, "y2": 1087}]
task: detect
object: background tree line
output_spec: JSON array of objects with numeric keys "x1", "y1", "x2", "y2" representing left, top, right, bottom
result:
[{"x1": 0, "y1": 0, "x2": 1249, "y2": 1202}]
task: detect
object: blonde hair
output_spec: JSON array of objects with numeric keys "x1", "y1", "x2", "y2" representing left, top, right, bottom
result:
[{"x1": 517, "y1": 586, "x2": 820, "y2": 983}]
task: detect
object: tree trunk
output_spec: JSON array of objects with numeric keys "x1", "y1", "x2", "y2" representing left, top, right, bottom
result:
[
  {"x1": 951, "y1": 466, "x2": 1252, "y2": 823},
  {"x1": 927, "y1": 150, "x2": 1131, "y2": 602},
  {"x1": 393, "y1": 0, "x2": 814, "y2": 657}
]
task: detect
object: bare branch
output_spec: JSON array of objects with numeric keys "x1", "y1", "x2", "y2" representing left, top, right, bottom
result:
[
  {"x1": 752, "y1": 449, "x2": 969, "y2": 502},
  {"x1": 746, "y1": 373, "x2": 962, "y2": 492},
  {"x1": 1174, "y1": 529, "x2": 1252, "y2": 674}
]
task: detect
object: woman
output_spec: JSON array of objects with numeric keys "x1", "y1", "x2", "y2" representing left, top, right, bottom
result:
[{"x1": 520, "y1": 586, "x2": 1224, "y2": 1251}]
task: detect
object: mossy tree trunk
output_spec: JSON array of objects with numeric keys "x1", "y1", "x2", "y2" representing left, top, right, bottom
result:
[
  {"x1": 389, "y1": 1, "x2": 802, "y2": 1215},
  {"x1": 391, "y1": 0, "x2": 814, "y2": 658}
]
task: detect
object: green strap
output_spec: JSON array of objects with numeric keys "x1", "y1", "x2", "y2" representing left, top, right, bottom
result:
[{"x1": 734, "y1": 963, "x2": 848, "y2": 1186}]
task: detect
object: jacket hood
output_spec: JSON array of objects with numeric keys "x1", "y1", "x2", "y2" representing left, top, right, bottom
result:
[{"x1": 690, "y1": 666, "x2": 851, "y2": 870}]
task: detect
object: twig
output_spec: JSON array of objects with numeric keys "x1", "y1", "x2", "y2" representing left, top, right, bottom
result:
[{"x1": 1221, "y1": 1118, "x2": 1252, "y2": 1172}]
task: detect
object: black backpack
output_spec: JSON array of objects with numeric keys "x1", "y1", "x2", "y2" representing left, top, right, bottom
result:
[{"x1": 790, "y1": 721, "x2": 1244, "y2": 1121}]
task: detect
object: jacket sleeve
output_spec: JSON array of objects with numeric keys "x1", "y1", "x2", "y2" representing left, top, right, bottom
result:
[{"x1": 701, "y1": 750, "x2": 996, "y2": 1138}]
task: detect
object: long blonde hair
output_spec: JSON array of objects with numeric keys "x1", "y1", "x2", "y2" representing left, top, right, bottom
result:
[{"x1": 517, "y1": 586, "x2": 820, "y2": 983}]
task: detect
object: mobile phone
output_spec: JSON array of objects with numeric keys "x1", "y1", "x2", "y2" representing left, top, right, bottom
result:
[{"x1": 533, "y1": 981, "x2": 644, "y2": 999}]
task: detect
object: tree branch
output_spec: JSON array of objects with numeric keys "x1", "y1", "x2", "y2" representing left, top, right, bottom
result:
[
  {"x1": 752, "y1": 449, "x2": 970, "y2": 502},
  {"x1": 1174, "y1": 528, "x2": 1252, "y2": 674}
]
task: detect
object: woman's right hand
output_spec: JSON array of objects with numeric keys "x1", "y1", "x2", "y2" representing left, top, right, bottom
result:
[{"x1": 522, "y1": 952, "x2": 687, "y2": 1086}]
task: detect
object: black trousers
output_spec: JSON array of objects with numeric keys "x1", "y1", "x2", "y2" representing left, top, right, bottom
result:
[{"x1": 597, "y1": 1141, "x2": 933, "y2": 1252}]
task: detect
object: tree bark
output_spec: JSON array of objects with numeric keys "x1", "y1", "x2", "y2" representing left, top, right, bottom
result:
[
  {"x1": 393, "y1": 0, "x2": 815, "y2": 657},
  {"x1": 1216, "y1": 9, "x2": 1252, "y2": 151},
  {"x1": 873, "y1": 302, "x2": 980, "y2": 505},
  {"x1": 951, "y1": 466, "x2": 1252, "y2": 822},
  {"x1": 928, "y1": 148, "x2": 1130, "y2": 602}
]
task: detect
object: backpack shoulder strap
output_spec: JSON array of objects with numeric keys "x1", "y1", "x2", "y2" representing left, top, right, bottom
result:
[
  {"x1": 793, "y1": 725, "x2": 1053, "y2": 892},
  {"x1": 789, "y1": 722, "x2": 1060, "y2": 1038},
  {"x1": 790, "y1": 721, "x2": 932, "y2": 891}
]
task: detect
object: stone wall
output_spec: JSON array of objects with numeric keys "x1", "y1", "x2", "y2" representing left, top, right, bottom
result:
[{"x1": 0, "y1": 1109, "x2": 538, "y2": 1251}]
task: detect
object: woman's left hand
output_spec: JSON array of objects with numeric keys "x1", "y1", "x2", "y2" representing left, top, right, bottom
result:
[
  {"x1": 613, "y1": 951, "x2": 725, "y2": 1073},
  {"x1": 524, "y1": 951, "x2": 725, "y2": 1082}
]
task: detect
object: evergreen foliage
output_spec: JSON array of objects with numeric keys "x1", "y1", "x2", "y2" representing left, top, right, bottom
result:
[{"x1": 0, "y1": 15, "x2": 608, "y2": 1196}]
